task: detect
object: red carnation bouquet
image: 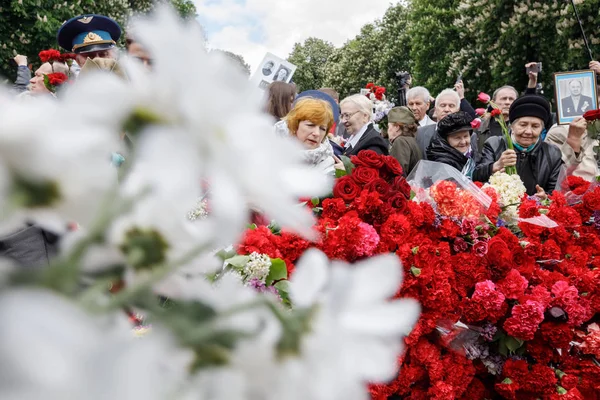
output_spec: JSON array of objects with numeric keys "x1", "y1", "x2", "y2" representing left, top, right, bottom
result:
[
  {"x1": 38, "y1": 49, "x2": 62, "y2": 63},
  {"x1": 231, "y1": 150, "x2": 600, "y2": 399},
  {"x1": 43, "y1": 72, "x2": 69, "y2": 93},
  {"x1": 38, "y1": 49, "x2": 73, "y2": 93}
]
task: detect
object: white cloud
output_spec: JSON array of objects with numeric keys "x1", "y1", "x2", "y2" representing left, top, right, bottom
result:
[{"x1": 194, "y1": 0, "x2": 392, "y2": 72}]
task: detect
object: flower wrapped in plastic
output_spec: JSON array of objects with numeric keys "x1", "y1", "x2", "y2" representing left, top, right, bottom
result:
[
  {"x1": 483, "y1": 171, "x2": 527, "y2": 223},
  {"x1": 407, "y1": 160, "x2": 491, "y2": 219}
]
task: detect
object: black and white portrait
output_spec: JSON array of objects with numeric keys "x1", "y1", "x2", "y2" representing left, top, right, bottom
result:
[
  {"x1": 273, "y1": 66, "x2": 291, "y2": 82},
  {"x1": 262, "y1": 61, "x2": 275, "y2": 76},
  {"x1": 555, "y1": 70, "x2": 598, "y2": 124}
]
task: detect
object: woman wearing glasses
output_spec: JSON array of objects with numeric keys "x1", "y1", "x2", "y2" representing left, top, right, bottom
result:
[{"x1": 339, "y1": 94, "x2": 388, "y2": 156}]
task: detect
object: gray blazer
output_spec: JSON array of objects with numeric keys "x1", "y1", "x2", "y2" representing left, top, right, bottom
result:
[{"x1": 416, "y1": 124, "x2": 436, "y2": 160}]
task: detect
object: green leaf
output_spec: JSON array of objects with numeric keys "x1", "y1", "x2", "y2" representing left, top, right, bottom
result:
[
  {"x1": 215, "y1": 248, "x2": 237, "y2": 261},
  {"x1": 410, "y1": 266, "x2": 421, "y2": 277},
  {"x1": 341, "y1": 155, "x2": 355, "y2": 175},
  {"x1": 311, "y1": 197, "x2": 320, "y2": 206},
  {"x1": 266, "y1": 258, "x2": 287, "y2": 285},
  {"x1": 502, "y1": 378, "x2": 513, "y2": 385},
  {"x1": 335, "y1": 168, "x2": 347, "y2": 178},
  {"x1": 505, "y1": 336, "x2": 524, "y2": 353},
  {"x1": 42, "y1": 74, "x2": 55, "y2": 93},
  {"x1": 555, "y1": 369, "x2": 566, "y2": 379},
  {"x1": 410, "y1": 190, "x2": 416, "y2": 200},
  {"x1": 268, "y1": 221, "x2": 281, "y2": 235},
  {"x1": 246, "y1": 223, "x2": 258, "y2": 230},
  {"x1": 557, "y1": 386, "x2": 567, "y2": 395},
  {"x1": 224, "y1": 255, "x2": 250, "y2": 268},
  {"x1": 412, "y1": 246, "x2": 419, "y2": 255}
]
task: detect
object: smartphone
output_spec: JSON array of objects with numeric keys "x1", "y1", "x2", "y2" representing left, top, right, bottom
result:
[{"x1": 526, "y1": 62, "x2": 542, "y2": 74}]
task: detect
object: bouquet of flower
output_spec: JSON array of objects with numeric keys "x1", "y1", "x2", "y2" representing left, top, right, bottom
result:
[
  {"x1": 583, "y1": 108, "x2": 600, "y2": 140},
  {"x1": 483, "y1": 171, "x2": 527, "y2": 223},
  {"x1": 38, "y1": 49, "x2": 74, "y2": 93},
  {"x1": 476, "y1": 92, "x2": 517, "y2": 175},
  {"x1": 364, "y1": 83, "x2": 395, "y2": 131}
]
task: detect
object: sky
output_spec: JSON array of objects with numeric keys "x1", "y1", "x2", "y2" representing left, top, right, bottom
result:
[{"x1": 193, "y1": 0, "x2": 392, "y2": 73}]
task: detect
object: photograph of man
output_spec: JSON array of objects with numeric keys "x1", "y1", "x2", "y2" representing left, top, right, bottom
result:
[
  {"x1": 273, "y1": 66, "x2": 290, "y2": 82},
  {"x1": 561, "y1": 79, "x2": 594, "y2": 117},
  {"x1": 262, "y1": 61, "x2": 275, "y2": 76}
]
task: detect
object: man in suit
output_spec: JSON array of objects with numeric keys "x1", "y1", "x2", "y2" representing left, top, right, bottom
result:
[
  {"x1": 416, "y1": 89, "x2": 461, "y2": 159},
  {"x1": 561, "y1": 80, "x2": 594, "y2": 117},
  {"x1": 339, "y1": 94, "x2": 388, "y2": 156}
]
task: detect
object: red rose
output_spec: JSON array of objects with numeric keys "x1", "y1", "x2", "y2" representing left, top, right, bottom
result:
[
  {"x1": 364, "y1": 178, "x2": 391, "y2": 200},
  {"x1": 355, "y1": 150, "x2": 385, "y2": 168},
  {"x1": 47, "y1": 72, "x2": 68, "y2": 86},
  {"x1": 382, "y1": 155, "x2": 403, "y2": 176},
  {"x1": 583, "y1": 109, "x2": 600, "y2": 121},
  {"x1": 39, "y1": 49, "x2": 62, "y2": 63},
  {"x1": 490, "y1": 108, "x2": 502, "y2": 118},
  {"x1": 333, "y1": 176, "x2": 361, "y2": 203},
  {"x1": 473, "y1": 240, "x2": 488, "y2": 257},
  {"x1": 352, "y1": 166, "x2": 379, "y2": 185},
  {"x1": 391, "y1": 176, "x2": 412, "y2": 198},
  {"x1": 388, "y1": 193, "x2": 408, "y2": 212}
]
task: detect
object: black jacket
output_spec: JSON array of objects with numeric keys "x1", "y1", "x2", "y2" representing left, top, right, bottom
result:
[
  {"x1": 343, "y1": 124, "x2": 389, "y2": 156},
  {"x1": 426, "y1": 134, "x2": 470, "y2": 173},
  {"x1": 473, "y1": 136, "x2": 563, "y2": 195}
]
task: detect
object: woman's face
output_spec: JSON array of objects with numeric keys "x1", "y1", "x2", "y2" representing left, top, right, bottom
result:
[
  {"x1": 388, "y1": 123, "x2": 402, "y2": 142},
  {"x1": 512, "y1": 117, "x2": 543, "y2": 147},
  {"x1": 29, "y1": 62, "x2": 53, "y2": 94},
  {"x1": 295, "y1": 120, "x2": 327, "y2": 149},
  {"x1": 341, "y1": 102, "x2": 370, "y2": 135},
  {"x1": 447, "y1": 130, "x2": 471, "y2": 153}
]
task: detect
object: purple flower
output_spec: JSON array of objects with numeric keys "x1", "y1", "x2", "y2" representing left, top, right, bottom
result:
[
  {"x1": 496, "y1": 219, "x2": 507, "y2": 228},
  {"x1": 593, "y1": 211, "x2": 600, "y2": 230},
  {"x1": 247, "y1": 278, "x2": 281, "y2": 299},
  {"x1": 482, "y1": 355, "x2": 505, "y2": 375},
  {"x1": 481, "y1": 324, "x2": 497, "y2": 342}
]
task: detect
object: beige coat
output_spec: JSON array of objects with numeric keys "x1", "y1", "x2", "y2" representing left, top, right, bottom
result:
[{"x1": 545, "y1": 124, "x2": 598, "y2": 181}]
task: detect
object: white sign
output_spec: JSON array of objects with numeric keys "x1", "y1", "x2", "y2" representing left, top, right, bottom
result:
[{"x1": 251, "y1": 52, "x2": 297, "y2": 90}]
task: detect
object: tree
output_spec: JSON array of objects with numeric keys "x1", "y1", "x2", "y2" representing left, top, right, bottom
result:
[
  {"x1": 323, "y1": 23, "x2": 384, "y2": 99},
  {"x1": 212, "y1": 49, "x2": 251, "y2": 76},
  {"x1": 286, "y1": 37, "x2": 335, "y2": 92},
  {"x1": 0, "y1": 0, "x2": 196, "y2": 81},
  {"x1": 406, "y1": 0, "x2": 462, "y2": 99}
]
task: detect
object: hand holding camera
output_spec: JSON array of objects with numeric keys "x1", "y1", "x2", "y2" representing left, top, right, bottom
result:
[{"x1": 525, "y1": 62, "x2": 541, "y2": 88}]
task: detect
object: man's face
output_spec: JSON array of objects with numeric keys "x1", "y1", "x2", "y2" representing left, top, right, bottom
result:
[
  {"x1": 29, "y1": 62, "x2": 53, "y2": 93},
  {"x1": 435, "y1": 94, "x2": 460, "y2": 121},
  {"x1": 75, "y1": 49, "x2": 116, "y2": 67},
  {"x1": 493, "y1": 88, "x2": 517, "y2": 118},
  {"x1": 128, "y1": 42, "x2": 152, "y2": 69},
  {"x1": 407, "y1": 97, "x2": 430, "y2": 122},
  {"x1": 569, "y1": 81, "x2": 582, "y2": 96}
]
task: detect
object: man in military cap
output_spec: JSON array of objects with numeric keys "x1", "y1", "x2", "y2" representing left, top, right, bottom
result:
[{"x1": 57, "y1": 14, "x2": 122, "y2": 68}]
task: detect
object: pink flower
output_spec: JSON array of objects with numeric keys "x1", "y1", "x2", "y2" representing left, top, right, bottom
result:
[
  {"x1": 503, "y1": 300, "x2": 545, "y2": 340},
  {"x1": 471, "y1": 118, "x2": 482, "y2": 129},
  {"x1": 475, "y1": 108, "x2": 486, "y2": 116},
  {"x1": 477, "y1": 92, "x2": 491, "y2": 103},
  {"x1": 473, "y1": 240, "x2": 488, "y2": 257},
  {"x1": 355, "y1": 222, "x2": 380, "y2": 257}
]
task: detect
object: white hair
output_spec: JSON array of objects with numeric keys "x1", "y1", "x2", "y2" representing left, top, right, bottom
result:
[
  {"x1": 435, "y1": 89, "x2": 460, "y2": 107},
  {"x1": 407, "y1": 86, "x2": 431, "y2": 103},
  {"x1": 340, "y1": 94, "x2": 373, "y2": 119}
]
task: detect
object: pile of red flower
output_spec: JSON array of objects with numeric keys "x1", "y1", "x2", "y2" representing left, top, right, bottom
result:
[
  {"x1": 365, "y1": 82, "x2": 387, "y2": 101},
  {"x1": 236, "y1": 152, "x2": 600, "y2": 399}
]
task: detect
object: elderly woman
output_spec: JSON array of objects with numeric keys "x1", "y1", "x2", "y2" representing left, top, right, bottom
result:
[
  {"x1": 427, "y1": 112, "x2": 477, "y2": 178},
  {"x1": 275, "y1": 98, "x2": 342, "y2": 175},
  {"x1": 339, "y1": 94, "x2": 388, "y2": 156},
  {"x1": 474, "y1": 95, "x2": 563, "y2": 196},
  {"x1": 387, "y1": 106, "x2": 422, "y2": 176}
]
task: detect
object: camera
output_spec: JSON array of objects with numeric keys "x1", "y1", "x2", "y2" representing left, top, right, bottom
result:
[
  {"x1": 395, "y1": 71, "x2": 411, "y2": 88},
  {"x1": 526, "y1": 62, "x2": 543, "y2": 74}
]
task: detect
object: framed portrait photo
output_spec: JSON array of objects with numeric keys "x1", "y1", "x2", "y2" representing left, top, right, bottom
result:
[
  {"x1": 250, "y1": 52, "x2": 297, "y2": 90},
  {"x1": 554, "y1": 70, "x2": 598, "y2": 125}
]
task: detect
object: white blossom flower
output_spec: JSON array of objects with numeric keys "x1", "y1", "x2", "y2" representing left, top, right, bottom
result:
[
  {"x1": 483, "y1": 171, "x2": 527, "y2": 223},
  {"x1": 242, "y1": 252, "x2": 272, "y2": 282}
]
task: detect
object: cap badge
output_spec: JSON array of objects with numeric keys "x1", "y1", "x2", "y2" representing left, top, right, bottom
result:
[
  {"x1": 84, "y1": 32, "x2": 103, "y2": 43},
  {"x1": 77, "y1": 16, "x2": 94, "y2": 24}
]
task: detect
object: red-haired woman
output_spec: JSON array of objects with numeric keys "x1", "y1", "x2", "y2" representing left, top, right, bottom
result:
[{"x1": 275, "y1": 97, "x2": 343, "y2": 175}]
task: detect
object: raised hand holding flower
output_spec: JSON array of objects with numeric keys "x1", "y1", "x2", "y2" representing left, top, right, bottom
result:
[{"x1": 477, "y1": 91, "x2": 516, "y2": 174}]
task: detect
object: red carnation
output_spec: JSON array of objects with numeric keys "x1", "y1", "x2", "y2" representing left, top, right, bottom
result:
[
  {"x1": 582, "y1": 188, "x2": 600, "y2": 211},
  {"x1": 47, "y1": 72, "x2": 68, "y2": 86},
  {"x1": 352, "y1": 166, "x2": 379, "y2": 186},
  {"x1": 562, "y1": 175, "x2": 591, "y2": 195},
  {"x1": 354, "y1": 149, "x2": 385, "y2": 168},
  {"x1": 333, "y1": 175, "x2": 361, "y2": 203},
  {"x1": 497, "y1": 269, "x2": 529, "y2": 299},
  {"x1": 503, "y1": 300, "x2": 545, "y2": 340},
  {"x1": 59, "y1": 53, "x2": 77, "y2": 62},
  {"x1": 366, "y1": 82, "x2": 375, "y2": 89},
  {"x1": 321, "y1": 198, "x2": 347, "y2": 220},
  {"x1": 39, "y1": 49, "x2": 62, "y2": 63},
  {"x1": 490, "y1": 108, "x2": 502, "y2": 118},
  {"x1": 473, "y1": 240, "x2": 488, "y2": 257},
  {"x1": 540, "y1": 321, "x2": 572, "y2": 349},
  {"x1": 462, "y1": 280, "x2": 507, "y2": 323}
]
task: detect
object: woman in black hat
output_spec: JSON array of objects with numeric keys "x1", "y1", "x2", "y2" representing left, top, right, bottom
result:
[
  {"x1": 426, "y1": 111, "x2": 477, "y2": 179},
  {"x1": 473, "y1": 95, "x2": 563, "y2": 196}
]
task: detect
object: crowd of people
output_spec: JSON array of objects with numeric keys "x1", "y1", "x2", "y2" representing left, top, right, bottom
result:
[{"x1": 267, "y1": 59, "x2": 600, "y2": 199}]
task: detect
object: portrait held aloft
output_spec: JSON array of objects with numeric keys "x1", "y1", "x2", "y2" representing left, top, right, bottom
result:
[
  {"x1": 554, "y1": 70, "x2": 598, "y2": 124},
  {"x1": 250, "y1": 52, "x2": 297, "y2": 90},
  {"x1": 262, "y1": 60, "x2": 275, "y2": 76}
]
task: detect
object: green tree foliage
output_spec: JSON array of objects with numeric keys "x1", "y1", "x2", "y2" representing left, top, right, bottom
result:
[
  {"x1": 0, "y1": 0, "x2": 196, "y2": 80},
  {"x1": 286, "y1": 37, "x2": 335, "y2": 92}
]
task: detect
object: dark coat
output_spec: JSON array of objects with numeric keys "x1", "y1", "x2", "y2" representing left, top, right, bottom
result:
[
  {"x1": 343, "y1": 124, "x2": 389, "y2": 156},
  {"x1": 473, "y1": 136, "x2": 563, "y2": 195},
  {"x1": 475, "y1": 118, "x2": 504, "y2": 157},
  {"x1": 329, "y1": 139, "x2": 344, "y2": 157},
  {"x1": 0, "y1": 225, "x2": 59, "y2": 267},
  {"x1": 561, "y1": 95, "x2": 595, "y2": 117},
  {"x1": 390, "y1": 136, "x2": 422, "y2": 176},
  {"x1": 426, "y1": 133, "x2": 474, "y2": 173}
]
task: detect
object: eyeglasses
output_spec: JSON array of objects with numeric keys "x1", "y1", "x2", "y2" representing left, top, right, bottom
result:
[{"x1": 340, "y1": 111, "x2": 360, "y2": 121}]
